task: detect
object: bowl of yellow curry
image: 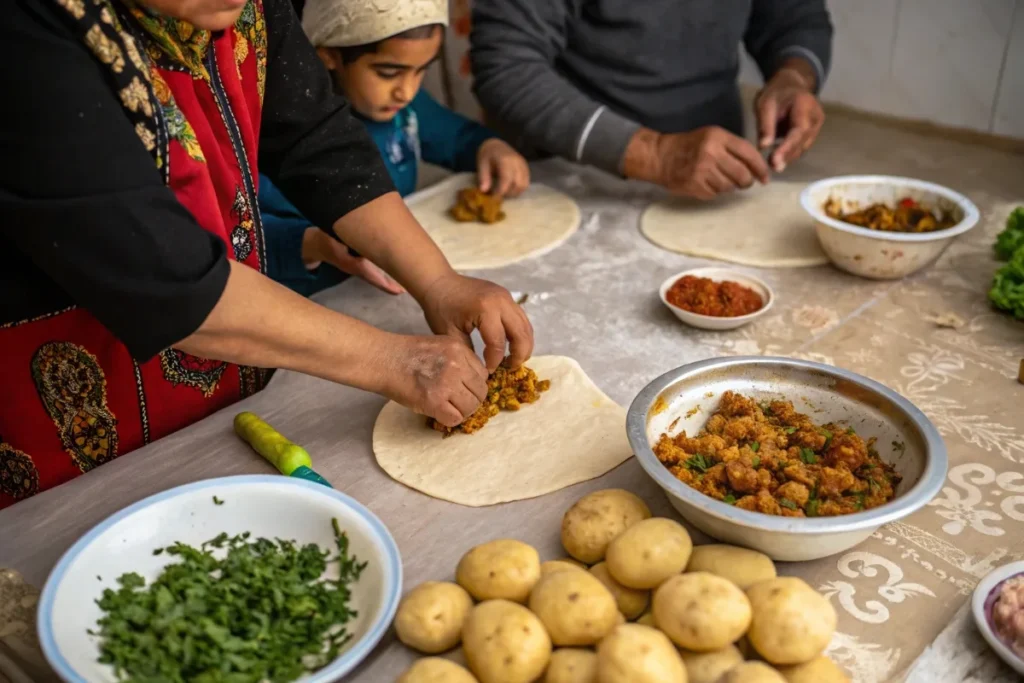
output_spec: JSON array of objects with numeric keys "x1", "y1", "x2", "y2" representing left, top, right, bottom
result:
[
  {"x1": 626, "y1": 357, "x2": 947, "y2": 561},
  {"x1": 801, "y1": 175, "x2": 979, "y2": 279}
]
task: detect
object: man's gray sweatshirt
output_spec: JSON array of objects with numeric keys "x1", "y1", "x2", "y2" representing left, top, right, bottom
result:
[{"x1": 470, "y1": 0, "x2": 832, "y2": 175}]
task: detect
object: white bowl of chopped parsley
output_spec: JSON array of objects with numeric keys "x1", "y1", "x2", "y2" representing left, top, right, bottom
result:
[{"x1": 37, "y1": 475, "x2": 402, "y2": 682}]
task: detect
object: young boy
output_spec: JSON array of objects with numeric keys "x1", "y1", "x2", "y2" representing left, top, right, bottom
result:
[{"x1": 260, "y1": 0, "x2": 529, "y2": 296}]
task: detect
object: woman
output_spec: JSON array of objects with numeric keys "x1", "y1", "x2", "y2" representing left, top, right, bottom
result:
[{"x1": 0, "y1": 0, "x2": 533, "y2": 508}]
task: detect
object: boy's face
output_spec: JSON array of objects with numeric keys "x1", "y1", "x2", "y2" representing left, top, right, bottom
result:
[{"x1": 322, "y1": 28, "x2": 443, "y2": 122}]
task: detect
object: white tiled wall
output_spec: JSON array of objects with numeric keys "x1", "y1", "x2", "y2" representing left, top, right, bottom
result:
[{"x1": 739, "y1": 0, "x2": 1024, "y2": 139}]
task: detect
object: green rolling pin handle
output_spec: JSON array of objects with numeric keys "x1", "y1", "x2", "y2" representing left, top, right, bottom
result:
[{"x1": 233, "y1": 412, "x2": 333, "y2": 488}]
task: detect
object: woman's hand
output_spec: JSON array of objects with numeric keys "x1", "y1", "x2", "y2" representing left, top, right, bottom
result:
[
  {"x1": 302, "y1": 227, "x2": 404, "y2": 295},
  {"x1": 476, "y1": 138, "x2": 530, "y2": 197},
  {"x1": 417, "y1": 271, "x2": 534, "y2": 372}
]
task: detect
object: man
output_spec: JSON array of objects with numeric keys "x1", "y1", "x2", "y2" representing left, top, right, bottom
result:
[{"x1": 471, "y1": 0, "x2": 832, "y2": 199}]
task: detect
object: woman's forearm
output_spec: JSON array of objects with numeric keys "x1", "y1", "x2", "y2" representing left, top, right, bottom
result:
[
  {"x1": 329, "y1": 192, "x2": 454, "y2": 301},
  {"x1": 174, "y1": 260, "x2": 392, "y2": 393}
]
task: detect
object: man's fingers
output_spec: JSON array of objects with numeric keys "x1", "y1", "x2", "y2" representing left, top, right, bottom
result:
[
  {"x1": 704, "y1": 166, "x2": 735, "y2": 195},
  {"x1": 716, "y1": 152, "x2": 755, "y2": 189},
  {"x1": 725, "y1": 136, "x2": 770, "y2": 184},
  {"x1": 756, "y1": 95, "x2": 779, "y2": 149},
  {"x1": 502, "y1": 306, "x2": 534, "y2": 369},
  {"x1": 449, "y1": 383, "x2": 483, "y2": 420},
  {"x1": 434, "y1": 403, "x2": 464, "y2": 428},
  {"x1": 773, "y1": 125, "x2": 810, "y2": 170},
  {"x1": 477, "y1": 312, "x2": 509, "y2": 372}
]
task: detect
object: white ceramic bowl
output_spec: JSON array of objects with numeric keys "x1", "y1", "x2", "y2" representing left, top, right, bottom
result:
[
  {"x1": 658, "y1": 267, "x2": 775, "y2": 331},
  {"x1": 627, "y1": 357, "x2": 947, "y2": 562},
  {"x1": 38, "y1": 475, "x2": 402, "y2": 683},
  {"x1": 972, "y1": 560, "x2": 1024, "y2": 676},
  {"x1": 800, "y1": 175, "x2": 979, "y2": 280}
]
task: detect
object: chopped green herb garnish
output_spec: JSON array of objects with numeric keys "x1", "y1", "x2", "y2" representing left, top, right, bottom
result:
[
  {"x1": 855, "y1": 492, "x2": 866, "y2": 510},
  {"x1": 212, "y1": 495, "x2": 224, "y2": 505},
  {"x1": 784, "y1": 426, "x2": 798, "y2": 434},
  {"x1": 751, "y1": 456, "x2": 761, "y2": 469},
  {"x1": 152, "y1": 548, "x2": 163, "y2": 556},
  {"x1": 820, "y1": 429, "x2": 833, "y2": 450},
  {"x1": 869, "y1": 479, "x2": 881, "y2": 491},
  {"x1": 891, "y1": 440, "x2": 906, "y2": 453},
  {"x1": 723, "y1": 494, "x2": 737, "y2": 505},
  {"x1": 750, "y1": 441, "x2": 760, "y2": 452},
  {"x1": 846, "y1": 427, "x2": 856, "y2": 435},
  {"x1": 800, "y1": 448, "x2": 818, "y2": 465},
  {"x1": 806, "y1": 499, "x2": 820, "y2": 517},
  {"x1": 686, "y1": 454, "x2": 712, "y2": 473},
  {"x1": 779, "y1": 498, "x2": 798, "y2": 510},
  {"x1": 93, "y1": 518, "x2": 366, "y2": 682}
]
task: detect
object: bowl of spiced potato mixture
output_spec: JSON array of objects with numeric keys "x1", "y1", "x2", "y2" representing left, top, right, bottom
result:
[{"x1": 626, "y1": 357, "x2": 947, "y2": 561}]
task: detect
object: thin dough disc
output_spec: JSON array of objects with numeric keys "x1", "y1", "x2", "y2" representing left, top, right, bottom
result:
[
  {"x1": 372, "y1": 356, "x2": 631, "y2": 506},
  {"x1": 640, "y1": 181, "x2": 827, "y2": 267},
  {"x1": 407, "y1": 173, "x2": 581, "y2": 270}
]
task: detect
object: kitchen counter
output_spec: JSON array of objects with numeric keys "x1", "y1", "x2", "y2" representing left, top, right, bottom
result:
[{"x1": 2, "y1": 108, "x2": 1023, "y2": 683}]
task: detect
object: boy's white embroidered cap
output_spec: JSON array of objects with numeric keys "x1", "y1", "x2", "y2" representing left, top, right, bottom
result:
[{"x1": 302, "y1": 0, "x2": 449, "y2": 48}]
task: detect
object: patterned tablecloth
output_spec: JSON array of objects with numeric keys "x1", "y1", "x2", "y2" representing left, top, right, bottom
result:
[{"x1": 1, "y1": 111, "x2": 1022, "y2": 683}]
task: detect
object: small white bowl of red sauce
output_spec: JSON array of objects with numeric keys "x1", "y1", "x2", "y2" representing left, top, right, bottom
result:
[{"x1": 659, "y1": 267, "x2": 774, "y2": 331}]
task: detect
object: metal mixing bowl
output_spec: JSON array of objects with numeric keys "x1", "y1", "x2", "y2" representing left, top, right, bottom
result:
[{"x1": 626, "y1": 357, "x2": 947, "y2": 561}]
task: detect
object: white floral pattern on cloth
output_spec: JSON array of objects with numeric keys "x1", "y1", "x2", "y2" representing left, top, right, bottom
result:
[
  {"x1": 820, "y1": 552, "x2": 936, "y2": 624},
  {"x1": 927, "y1": 463, "x2": 1024, "y2": 537},
  {"x1": 827, "y1": 631, "x2": 902, "y2": 683}
]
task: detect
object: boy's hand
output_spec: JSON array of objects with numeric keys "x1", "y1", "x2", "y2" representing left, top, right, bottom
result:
[
  {"x1": 377, "y1": 333, "x2": 489, "y2": 427},
  {"x1": 418, "y1": 272, "x2": 534, "y2": 372},
  {"x1": 302, "y1": 227, "x2": 404, "y2": 295},
  {"x1": 477, "y1": 138, "x2": 530, "y2": 198}
]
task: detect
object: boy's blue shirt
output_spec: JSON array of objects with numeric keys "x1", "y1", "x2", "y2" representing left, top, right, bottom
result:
[{"x1": 259, "y1": 89, "x2": 496, "y2": 296}]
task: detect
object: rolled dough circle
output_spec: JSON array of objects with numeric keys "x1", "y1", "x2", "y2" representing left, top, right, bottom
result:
[
  {"x1": 640, "y1": 181, "x2": 828, "y2": 267},
  {"x1": 371, "y1": 356, "x2": 632, "y2": 506},
  {"x1": 407, "y1": 173, "x2": 581, "y2": 270}
]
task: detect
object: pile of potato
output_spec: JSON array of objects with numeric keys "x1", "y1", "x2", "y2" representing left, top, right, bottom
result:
[{"x1": 395, "y1": 489, "x2": 849, "y2": 683}]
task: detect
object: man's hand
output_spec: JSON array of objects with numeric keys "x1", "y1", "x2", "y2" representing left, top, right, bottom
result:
[
  {"x1": 477, "y1": 138, "x2": 530, "y2": 197},
  {"x1": 302, "y1": 227, "x2": 404, "y2": 295},
  {"x1": 417, "y1": 272, "x2": 534, "y2": 372},
  {"x1": 623, "y1": 126, "x2": 769, "y2": 200},
  {"x1": 755, "y1": 61, "x2": 825, "y2": 172},
  {"x1": 376, "y1": 333, "x2": 490, "y2": 427}
]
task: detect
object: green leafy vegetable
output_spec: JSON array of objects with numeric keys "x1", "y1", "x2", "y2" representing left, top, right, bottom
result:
[
  {"x1": 723, "y1": 494, "x2": 737, "y2": 505},
  {"x1": 751, "y1": 456, "x2": 761, "y2": 469},
  {"x1": 806, "y1": 499, "x2": 820, "y2": 517},
  {"x1": 989, "y1": 246, "x2": 1024, "y2": 320},
  {"x1": 686, "y1": 454, "x2": 712, "y2": 473},
  {"x1": 800, "y1": 448, "x2": 818, "y2": 465},
  {"x1": 749, "y1": 441, "x2": 760, "y2": 452},
  {"x1": 994, "y1": 207, "x2": 1024, "y2": 260},
  {"x1": 784, "y1": 426, "x2": 797, "y2": 434},
  {"x1": 212, "y1": 496, "x2": 224, "y2": 506},
  {"x1": 779, "y1": 498, "x2": 798, "y2": 510},
  {"x1": 854, "y1": 492, "x2": 867, "y2": 510},
  {"x1": 846, "y1": 427, "x2": 856, "y2": 435},
  {"x1": 820, "y1": 428, "x2": 833, "y2": 450},
  {"x1": 92, "y1": 519, "x2": 365, "y2": 682}
]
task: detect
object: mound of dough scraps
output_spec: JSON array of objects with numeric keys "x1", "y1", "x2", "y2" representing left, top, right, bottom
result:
[
  {"x1": 450, "y1": 187, "x2": 506, "y2": 224},
  {"x1": 427, "y1": 362, "x2": 550, "y2": 437}
]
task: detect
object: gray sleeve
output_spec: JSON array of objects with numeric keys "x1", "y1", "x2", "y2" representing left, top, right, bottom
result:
[
  {"x1": 743, "y1": 0, "x2": 833, "y2": 91},
  {"x1": 469, "y1": 0, "x2": 638, "y2": 175}
]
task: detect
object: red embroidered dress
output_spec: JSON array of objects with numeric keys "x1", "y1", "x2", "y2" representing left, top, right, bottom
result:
[{"x1": 0, "y1": 0, "x2": 391, "y2": 508}]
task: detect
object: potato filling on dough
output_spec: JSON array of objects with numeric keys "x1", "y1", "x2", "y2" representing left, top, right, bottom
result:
[{"x1": 427, "y1": 362, "x2": 551, "y2": 437}]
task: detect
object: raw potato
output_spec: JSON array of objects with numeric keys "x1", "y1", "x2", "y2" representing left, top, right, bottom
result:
[
  {"x1": 777, "y1": 656, "x2": 850, "y2": 683},
  {"x1": 589, "y1": 562, "x2": 649, "y2": 620},
  {"x1": 462, "y1": 600, "x2": 552, "y2": 683},
  {"x1": 545, "y1": 648, "x2": 599, "y2": 683},
  {"x1": 528, "y1": 569, "x2": 619, "y2": 646},
  {"x1": 595, "y1": 624, "x2": 686, "y2": 683},
  {"x1": 561, "y1": 490, "x2": 652, "y2": 564},
  {"x1": 456, "y1": 539, "x2": 541, "y2": 603},
  {"x1": 686, "y1": 545, "x2": 777, "y2": 590},
  {"x1": 746, "y1": 578, "x2": 837, "y2": 665},
  {"x1": 541, "y1": 560, "x2": 588, "y2": 577},
  {"x1": 397, "y1": 657, "x2": 479, "y2": 683},
  {"x1": 653, "y1": 572, "x2": 751, "y2": 651},
  {"x1": 605, "y1": 518, "x2": 693, "y2": 589},
  {"x1": 716, "y1": 662, "x2": 787, "y2": 683},
  {"x1": 680, "y1": 645, "x2": 744, "y2": 683},
  {"x1": 635, "y1": 610, "x2": 655, "y2": 627},
  {"x1": 395, "y1": 582, "x2": 474, "y2": 654}
]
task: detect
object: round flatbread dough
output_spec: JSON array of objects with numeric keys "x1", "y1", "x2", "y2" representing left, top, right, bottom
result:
[
  {"x1": 397, "y1": 657, "x2": 478, "y2": 683},
  {"x1": 372, "y1": 356, "x2": 631, "y2": 506},
  {"x1": 408, "y1": 173, "x2": 581, "y2": 270},
  {"x1": 640, "y1": 181, "x2": 827, "y2": 268}
]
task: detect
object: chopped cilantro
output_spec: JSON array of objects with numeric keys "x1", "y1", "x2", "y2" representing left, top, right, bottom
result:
[
  {"x1": 784, "y1": 426, "x2": 797, "y2": 434},
  {"x1": 212, "y1": 495, "x2": 224, "y2": 506},
  {"x1": 750, "y1": 441, "x2": 760, "y2": 452},
  {"x1": 854, "y1": 492, "x2": 866, "y2": 510},
  {"x1": 846, "y1": 427, "x2": 856, "y2": 435},
  {"x1": 806, "y1": 499, "x2": 820, "y2": 517},
  {"x1": 800, "y1": 448, "x2": 818, "y2": 465},
  {"x1": 686, "y1": 454, "x2": 712, "y2": 473},
  {"x1": 891, "y1": 440, "x2": 906, "y2": 453},
  {"x1": 751, "y1": 456, "x2": 761, "y2": 469},
  {"x1": 723, "y1": 494, "x2": 737, "y2": 505},
  {"x1": 152, "y1": 548, "x2": 164, "y2": 556},
  {"x1": 820, "y1": 428, "x2": 833, "y2": 450},
  {"x1": 869, "y1": 479, "x2": 881, "y2": 491},
  {"x1": 779, "y1": 498, "x2": 798, "y2": 510}
]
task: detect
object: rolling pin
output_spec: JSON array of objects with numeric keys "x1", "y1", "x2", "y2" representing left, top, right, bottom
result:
[{"x1": 233, "y1": 412, "x2": 332, "y2": 488}]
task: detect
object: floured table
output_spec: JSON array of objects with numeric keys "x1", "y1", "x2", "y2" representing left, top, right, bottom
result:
[{"x1": 2, "y1": 110, "x2": 1023, "y2": 683}]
